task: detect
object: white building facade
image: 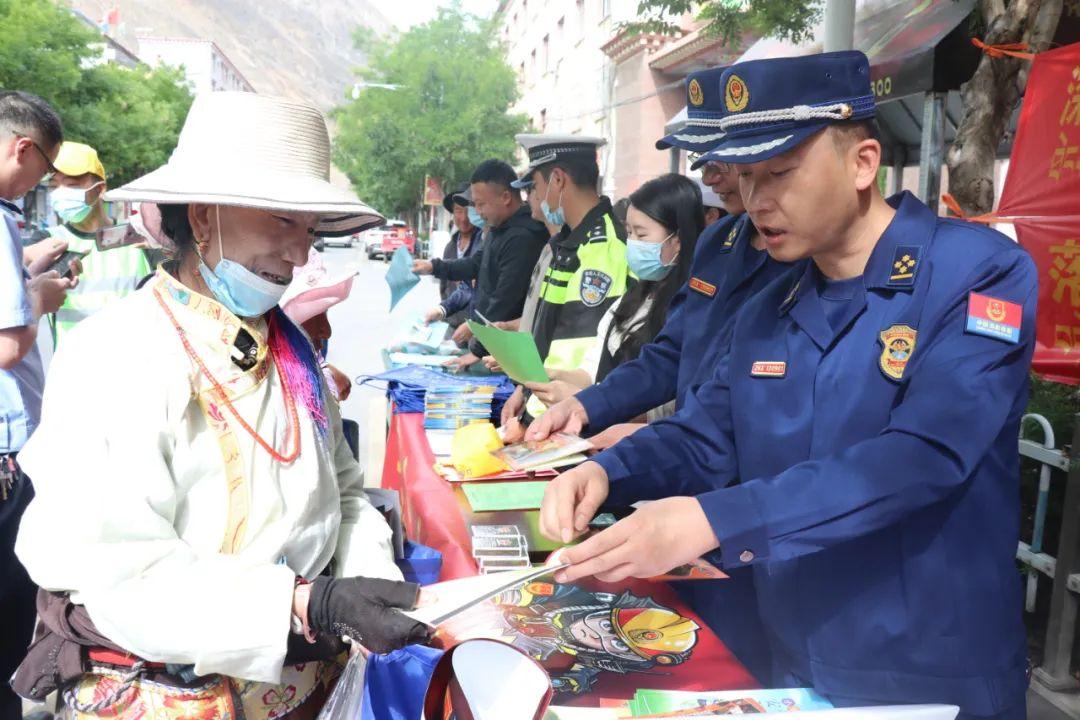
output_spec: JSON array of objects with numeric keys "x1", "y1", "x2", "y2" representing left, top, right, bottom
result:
[
  {"x1": 136, "y1": 37, "x2": 255, "y2": 94},
  {"x1": 495, "y1": 0, "x2": 638, "y2": 197}
]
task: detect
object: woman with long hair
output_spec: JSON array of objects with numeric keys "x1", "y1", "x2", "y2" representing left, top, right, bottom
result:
[{"x1": 525, "y1": 173, "x2": 704, "y2": 415}]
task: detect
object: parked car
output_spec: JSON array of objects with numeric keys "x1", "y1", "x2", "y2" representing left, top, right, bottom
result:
[
  {"x1": 323, "y1": 233, "x2": 357, "y2": 249},
  {"x1": 365, "y1": 220, "x2": 417, "y2": 260}
]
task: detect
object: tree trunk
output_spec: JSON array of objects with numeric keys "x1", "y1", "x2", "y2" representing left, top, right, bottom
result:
[{"x1": 944, "y1": 0, "x2": 1063, "y2": 216}]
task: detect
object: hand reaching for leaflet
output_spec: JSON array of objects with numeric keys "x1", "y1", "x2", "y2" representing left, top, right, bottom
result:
[{"x1": 303, "y1": 576, "x2": 431, "y2": 654}]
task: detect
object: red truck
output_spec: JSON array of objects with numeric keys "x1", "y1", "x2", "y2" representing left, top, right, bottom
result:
[{"x1": 364, "y1": 220, "x2": 417, "y2": 260}]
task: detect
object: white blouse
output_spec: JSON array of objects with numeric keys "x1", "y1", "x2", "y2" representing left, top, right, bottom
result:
[
  {"x1": 16, "y1": 275, "x2": 400, "y2": 685},
  {"x1": 579, "y1": 295, "x2": 653, "y2": 382}
]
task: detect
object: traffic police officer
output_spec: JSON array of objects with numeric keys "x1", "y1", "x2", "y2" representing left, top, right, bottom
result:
[
  {"x1": 541, "y1": 51, "x2": 1035, "y2": 719},
  {"x1": 502, "y1": 134, "x2": 630, "y2": 420}
]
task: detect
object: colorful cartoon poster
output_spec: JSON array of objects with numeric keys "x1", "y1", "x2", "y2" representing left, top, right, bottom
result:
[{"x1": 430, "y1": 572, "x2": 756, "y2": 704}]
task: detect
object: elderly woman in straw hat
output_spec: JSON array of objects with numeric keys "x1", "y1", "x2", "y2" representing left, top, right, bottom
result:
[{"x1": 13, "y1": 92, "x2": 430, "y2": 719}]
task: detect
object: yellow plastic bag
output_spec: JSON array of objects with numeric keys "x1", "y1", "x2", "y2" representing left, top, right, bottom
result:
[{"x1": 451, "y1": 422, "x2": 509, "y2": 478}]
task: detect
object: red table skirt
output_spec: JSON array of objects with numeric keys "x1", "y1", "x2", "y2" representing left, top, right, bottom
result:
[{"x1": 380, "y1": 409, "x2": 759, "y2": 699}]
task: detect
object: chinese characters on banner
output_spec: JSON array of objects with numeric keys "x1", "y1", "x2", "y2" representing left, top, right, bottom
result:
[{"x1": 998, "y1": 43, "x2": 1080, "y2": 384}]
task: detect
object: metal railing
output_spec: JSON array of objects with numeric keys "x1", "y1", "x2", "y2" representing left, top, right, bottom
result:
[{"x1": 1019, "y1": 413, "x2": 1080, "y2": 692}]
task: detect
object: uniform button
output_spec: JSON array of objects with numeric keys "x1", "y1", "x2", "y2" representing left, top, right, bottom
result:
[{"x1": 739, "y1": 550, "x2": 755, "y2": 564}]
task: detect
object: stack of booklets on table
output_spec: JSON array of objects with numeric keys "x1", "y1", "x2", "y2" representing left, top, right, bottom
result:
[
  {"x1": 358, "y1": 364, "x2": 514, "y2": 416},
  {"x1": 492, "y1": 433, "x2": 592, "y2": 472},
  {"x1": 470, "y1": 524, "x2": 532, "y2": 574},
  {"x1": 424, "y1": 384, "x2": 501, "y2": 431}
]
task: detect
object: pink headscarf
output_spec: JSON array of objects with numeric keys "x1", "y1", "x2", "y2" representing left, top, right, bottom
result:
[{"x1": 280, "y1": 248, "x2": 359, "y2": 325}]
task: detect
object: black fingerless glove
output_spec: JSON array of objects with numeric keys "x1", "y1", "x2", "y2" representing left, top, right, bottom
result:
[{"x1": 306, "y1": 576, "x2": 431, "y2": 654}]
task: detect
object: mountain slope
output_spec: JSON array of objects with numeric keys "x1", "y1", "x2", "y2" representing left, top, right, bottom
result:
[{"x1": 66, "y1": 0, "x2": 392, "y2": 111}]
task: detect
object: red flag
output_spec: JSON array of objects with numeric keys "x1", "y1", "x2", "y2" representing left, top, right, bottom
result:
[{"x1": 997, "y1": 42, "x2": 1080, "y2": 384}]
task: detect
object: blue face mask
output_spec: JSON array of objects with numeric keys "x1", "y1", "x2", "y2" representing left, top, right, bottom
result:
[
  {"x1": 467, "y1": 205, "x2": 485, "y2": 229},
  {"x1": 51, "y1": 183, "x2": 102, "y2": 224},
  {"x1": 197, "y1": 207, "x2": 289, "y2": 317},
  {"x1": 541, "y1": 182, "x2": 565, "y2": 227},
  {"x1": 626, "y1": 232, "x2": 677, "y2": 281}
]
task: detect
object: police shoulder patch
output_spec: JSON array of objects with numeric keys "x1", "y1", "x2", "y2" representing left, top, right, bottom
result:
[
  {"x1": 879, "y1": 324, "x2": 917, "y2": 381},
  {"x1": 580, "y1": 269, "x2": 613, "y2": 307}
]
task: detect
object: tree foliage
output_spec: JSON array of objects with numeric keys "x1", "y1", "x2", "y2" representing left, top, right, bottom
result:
[
  {"x1": 0, "y1": 0, "x2": 193, "y2": 187},
  {"x1": 625, "y1": 0, "x2": 822, "y2": 45},
  {"x1": 333, "y1": 7, "x2": 529, "y2": 217}
]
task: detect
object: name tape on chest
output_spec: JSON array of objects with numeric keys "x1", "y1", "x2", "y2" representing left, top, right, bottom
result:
[
  {"x1": 966, "y1": 292, "x2": 1021, "y2": 344},
  {"x1": 751, "y1": 361, "x2": 786, "y2": 378},
  {"x1": 689, "y1": 277, "x2": 717, "y2": 297}
]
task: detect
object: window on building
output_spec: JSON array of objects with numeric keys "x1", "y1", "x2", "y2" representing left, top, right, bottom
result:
[
  {"x1": 530, "y1": 48, "x2": 537, "y2": 77},
  {"x1": 519, "y1": 61, "x2": 525, "y2": 82},
  {"x1": 542, "y1": 34, "x2": 549, "y2": 73},
  {"x1": 556, "y1": 17, "x2": 564, "y2": 54},
  {"x1": 577, "y1": 0, "x2": 586, "y2": 40},
  {"x1": 540, "y1": 109, "x2": 547, "y2": 131}
]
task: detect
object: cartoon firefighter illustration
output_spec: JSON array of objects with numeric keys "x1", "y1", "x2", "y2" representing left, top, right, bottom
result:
[{"x1": 492, "y1": 581, "x2": 699, "y2": 695}]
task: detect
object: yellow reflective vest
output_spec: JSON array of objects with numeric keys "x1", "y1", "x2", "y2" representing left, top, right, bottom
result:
[
  {"x1": 528, "y1": 197, "x2": 629, "y2": 417},
  {"x1": 49, "y1": 224, "x2": 152, "y2": 346}
]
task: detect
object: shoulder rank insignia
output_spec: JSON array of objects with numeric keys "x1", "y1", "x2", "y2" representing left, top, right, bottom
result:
[
  {"x1": 879, "y1": 324, "x2": 917, "y2": 380},
  {"x1": 723, "y1": 223, "x2": 738, "y2": 249},
  {"x1": 887, "y1": 245, "x2": 921, "y2": 287},
  {"x1": 966, "y1": 292, "x2": 1021, "y2": 344},
  {"x1": 689, "y1": 277, "x2": 717, "y2": 297}
]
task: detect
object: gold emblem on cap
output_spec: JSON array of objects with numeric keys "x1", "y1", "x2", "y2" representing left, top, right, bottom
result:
[
  {"x1": 725, "y1": 74, "x2": 749, "y2": 113},
  {"x1": 688, "y1": 79, "x2": 705, "y2": 107}
]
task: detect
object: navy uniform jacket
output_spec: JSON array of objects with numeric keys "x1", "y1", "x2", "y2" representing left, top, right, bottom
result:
[
  {"x1": 576, "y1": 213, "x2": 790, "y2": 429},
  {"x1": 593, "y1": 193, "x2": 1036, "y2": 716}
]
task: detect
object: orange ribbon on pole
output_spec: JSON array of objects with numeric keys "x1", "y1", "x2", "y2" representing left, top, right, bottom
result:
[
  {"x1": 971, "y1": 38, "x2": 1036, "y2": 60},
  {"x1": 941, "y1": 193, "x2": 1011, "y2": 224}
]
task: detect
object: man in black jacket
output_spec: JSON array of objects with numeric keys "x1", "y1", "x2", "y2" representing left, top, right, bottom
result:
[{"x1": 414, "y1": 159, "x2": 547, "y2": 370}]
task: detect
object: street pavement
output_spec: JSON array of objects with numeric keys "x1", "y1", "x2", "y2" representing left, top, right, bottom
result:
[{"x1": 322, "y1": 245, "x2": 441, "y2": 464}]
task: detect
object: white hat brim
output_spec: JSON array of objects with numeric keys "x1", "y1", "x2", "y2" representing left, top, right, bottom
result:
[{"x1": 105, "y1": 165, "x2": 384, "y2": 237}]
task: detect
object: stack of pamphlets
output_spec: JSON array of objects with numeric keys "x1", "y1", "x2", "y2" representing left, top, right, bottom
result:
[{"x1": 424, "y1": 384, "x2": 499, "y2": 431}]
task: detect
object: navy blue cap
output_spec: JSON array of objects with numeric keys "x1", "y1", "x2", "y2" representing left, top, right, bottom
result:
[
  {"x1": 692, "y1": 51, "x2": 876, "y2": 169},
  {"x1": 656, "y1": 65, "x2": 728, "y2": 153}
]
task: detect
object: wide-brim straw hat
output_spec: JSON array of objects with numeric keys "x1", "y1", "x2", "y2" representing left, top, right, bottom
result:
[{"x1": 105, "y1": 92, "x2": 384, "y2": 237}]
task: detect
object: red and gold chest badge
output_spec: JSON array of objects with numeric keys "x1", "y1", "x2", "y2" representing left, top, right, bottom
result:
[
  {"x1": 688, "y1": 78, "x2": 704, "y2": 107},
  {"x1": 689, "y1": 277, "x2": 717, "y2": 297},
  {"x1": 879, "y1": 324, "x2": 917, "y2": 380},
  {"x1": 725, "y1": 74, "x2": 749, "y2": 112}
]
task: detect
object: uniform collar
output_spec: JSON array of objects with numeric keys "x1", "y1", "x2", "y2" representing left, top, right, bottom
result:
[
  {"x1": 556, "y1": 196, "x2": 619, "y2": 250},
  {"x1": 0, "y1": 198, "x2": 23, "y2": 217},
  {"x1": 862, "y1": 191, "x2": 937, "y2": 292},
  {"x1": 780, "y1": 191, "x2": 935, "y2": 316}
]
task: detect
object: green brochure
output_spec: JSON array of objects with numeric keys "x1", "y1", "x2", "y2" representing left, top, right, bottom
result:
[
  {"x1": 467, "y1": 321, "x2": 549, "y2": 384},
  {"x1": 463, "y1": 480, "x2": 550, "y2": 512}
]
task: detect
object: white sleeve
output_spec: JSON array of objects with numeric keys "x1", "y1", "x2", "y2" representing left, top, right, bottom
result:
[
  {"x1": 15, "y1": 323, "x2": 295, "y2": 684},
  {"x1": 326, "y1": 396, "x2": 402, "y2": 582},
  {"x1": 577, "y1": 304, "x2": 617, "y2": 383}
]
